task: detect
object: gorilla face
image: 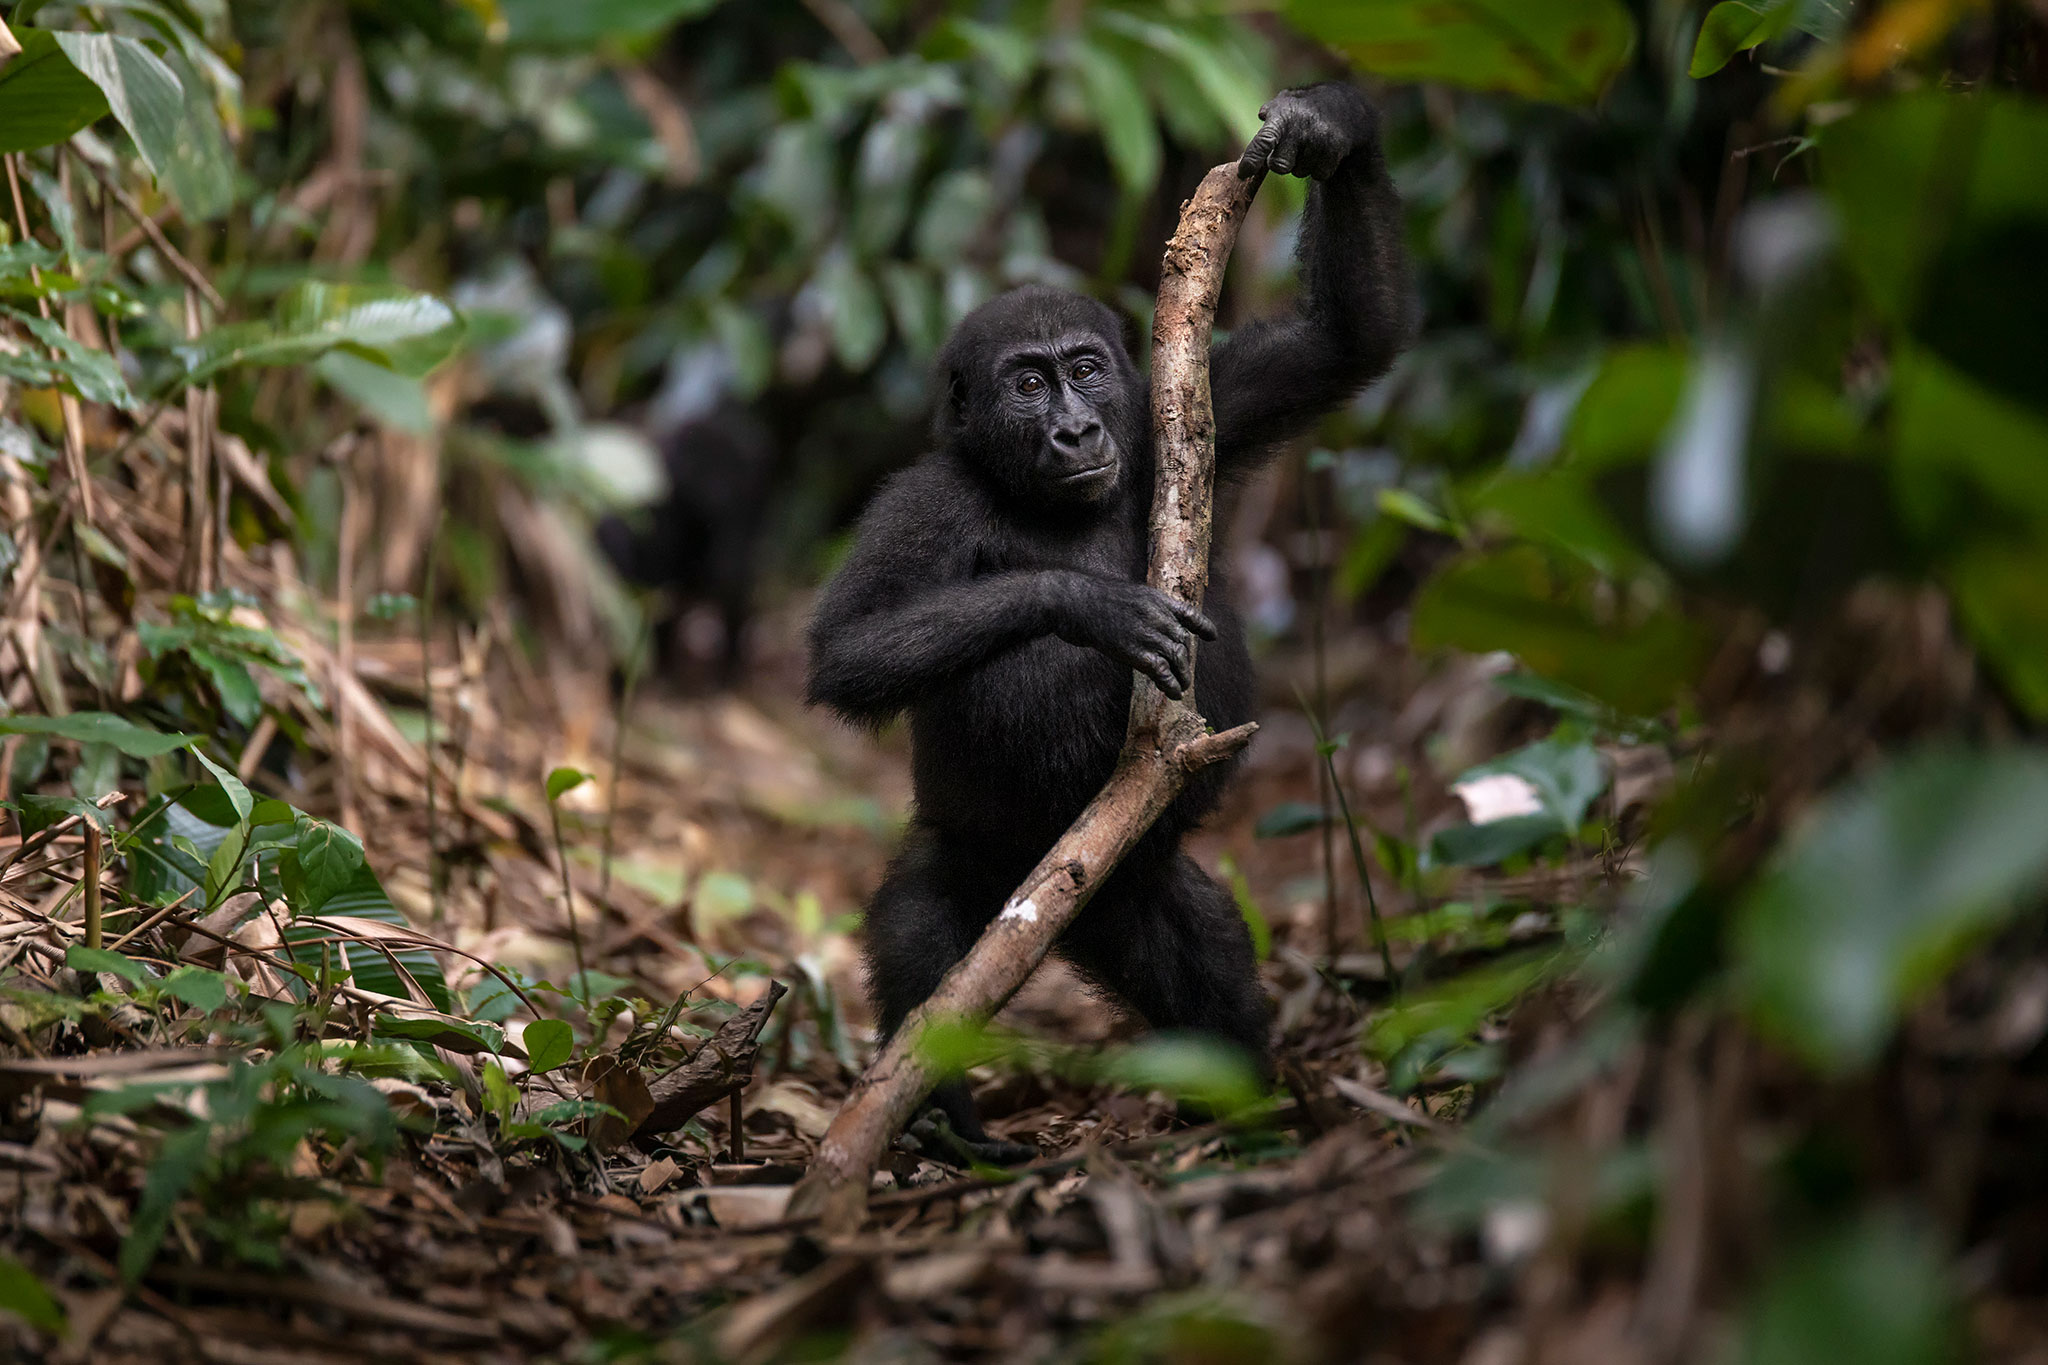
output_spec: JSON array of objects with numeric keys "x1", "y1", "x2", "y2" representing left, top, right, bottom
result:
[
  {"x1": 993, "y1": 332, "x2": 1125, "y2": 502},
  {"x1": 937, "y1": 286, "x2": 1145, "y2": 509}
]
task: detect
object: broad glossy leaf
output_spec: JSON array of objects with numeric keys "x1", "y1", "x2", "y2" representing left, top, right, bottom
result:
[
  {"x1": 1410, "y1": 545, "x2": 1704, "y2": 717},
  {"x1": 294, "y1": 817, "x2": 366, "y2": 912},
  {"x1": 1825, "y1": 95, "x2": 2048, "y2": 414},
  {"x1": 1690, "y1": 0, "x2": 1795, "y2": 78},
  {"x1": 1288, "y1": 0, "x2": 1637, "y2": 106},
  {"x1": 0, "y1": 711, "x2": 194, "y2": 757},
  {"x1": 154, "y1": 44, "x2": 235, "y2": 220},
  {"x1": 314, "y1": 351, "x2": 434, "y2": 434},
  {"x1": 11, "y1": 793, "x2": 108, "y2": 836},
  {"x1": 0, "y1": 29, "x2": 110, "y2": 155},
  {"x1": 1097, "y1": 1035, "x2": 1264, "y2": 1118},
  {"x1": 190, "y1": 750, "x2": 252, "y2": 825},
  {"x1": 52, "y1": 33, "x2": 186, "y2": 186},
  {"x1": 1734, "y1": 746, "x2": 2048, "y2": 1072},
  {"x1": 524, "y1": 1018, "x2": 574, "y2": 1074},
  {"x1": 545, "y1": 766, "x2": 591, "y2": 803},
  {"x1": 173, "y1": 283, "x2": 463, "y2": 386}
]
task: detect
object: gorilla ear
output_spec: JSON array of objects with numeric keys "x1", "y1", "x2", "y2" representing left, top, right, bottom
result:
[{"x1": 946, "y1": 368, "x2": 970, "y2": 427}]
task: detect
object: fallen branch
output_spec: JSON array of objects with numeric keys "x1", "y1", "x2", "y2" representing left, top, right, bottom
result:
[
  {"x1": 633, "y1": 979, "x2": 786, "y2": 1140},
  {"x1": 787, "y1": 162, "x2": 1266, "y2": 1231}
]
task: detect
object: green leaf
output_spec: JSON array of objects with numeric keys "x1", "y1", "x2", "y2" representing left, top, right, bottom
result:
[
  {"x1": 1689, "y1": 0, "x2": 1796, "y2": 78},
  {"x1": 0, "y1": 29, "x2": 111, "y2": 155},
  {"x1": 1097, "y1": 1035, "x2": 1264, "y2": 1118},
  {"x1": 153, "y1": 43, "x2": 235, "y2": 220},
  {"x1": 0, "y1": 306, "x2": 141, "y2": 409},
  {"x1": 11, "y1": 793, "x2": 108, "y2": 836},
  {"x1": 0, "y1": 711, "x2": 190, "y2": 758},
  {"x1": 314, "y1": 351, "x2": 434, "y2": 434},
  {"x1": 186, "y1": 644, "x2": 263, "y2": 727},
  {"x1": 374, "y1": 1014, "x2": 504, "y2": 1055},
  {"x1": 1734, "y1": 746, "x2": 2048, "y2": 1073},
  {"x1": 52, "y1": 33, "x2": 186, "y2": 186},
  {"x1": 190, "y1": 749, "x2": 253, "y2": 825},
  {"x1": 66, "y1": 944, "x2": 147, "y2": 985},
  {"x1": 1742, "y1": 1210, "x2": 1958, "y2": 1365},
  {"x1": 1253, "y1": 800, "x2": 1329, "y2": 838},
  {"x1": 293, "y1": 817, "x2": 366, "y2": 913},
  {"x1": 1458, "y1": 730, "x2": 1608, "y2": 832},
  {"x1": 250, "y1": 798, "x2": 295, "y2": 828},
  {"x1": 814, "y1": 251, "x2": 888, "y2": 373},
  {"x1": 172, "y1": 282, "x2": 464, "y2": 387},
  {"x1": 1287, "y1": 0, "x2": 1637, "y2": 106},
  {"x1": 0, "y1": 1254, "x2": 66, "y2": 1334},
  {"x1": 544, "y1": 766, "x2": 591, "y2": 803},
  {"x1": 160, "y1": 965, "x2": 228, "y2": 1012},
  {"x1": 1428, "y1": 814, "x2": 1562, "y2": 869},
  {"x1": 120, "y1": 1122, "x2": 208, "y2": 1282},
  {"x1": 481, "y1": 1060, "x2": 519, "y2": 1121},
  {"x1": 1070, "y1": 38, "x2": 1160, "y2": 195},
  {"x1": 1410, "y1": 545, "x2": 1704, "y2": 718},
  {"x1": 523, "y1": 1018, "x2": 574, "y2": 1075}
]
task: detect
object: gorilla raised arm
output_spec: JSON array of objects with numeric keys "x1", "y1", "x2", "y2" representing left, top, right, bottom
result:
[{"x1": 807, "y1": 83, "x2": 1409, "y2": 1164}]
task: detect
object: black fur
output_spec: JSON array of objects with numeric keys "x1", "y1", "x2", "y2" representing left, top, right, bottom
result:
[
  {"x1": 806, "y1": 83, "x2": 1411, "y2": 1150},
  {"x1": 597, "y1": 403, "x2": 776, "y2": 684}
]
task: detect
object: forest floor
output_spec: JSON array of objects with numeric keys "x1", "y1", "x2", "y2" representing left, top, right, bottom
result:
[{"x1": 1, "y1": 572, "x2": 1585, "y2": 1365}]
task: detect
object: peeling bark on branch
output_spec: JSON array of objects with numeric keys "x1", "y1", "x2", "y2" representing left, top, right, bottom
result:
[
  {"x1": 788, "y1": 164, "x2": 1267, "y2": 1232},
  {"x1": 632, "y1": 980, "x2": 785, "y2": 1140}
]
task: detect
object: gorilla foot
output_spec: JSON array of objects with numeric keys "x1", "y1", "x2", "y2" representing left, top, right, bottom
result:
[{"x1": 902, "y1": 1110, "x2": 1039, "y2": 1168}]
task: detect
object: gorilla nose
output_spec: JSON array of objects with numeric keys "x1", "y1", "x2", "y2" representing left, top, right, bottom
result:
[{"x1": 1051, "y1": 420, "x2": 1103, "y2": 457}]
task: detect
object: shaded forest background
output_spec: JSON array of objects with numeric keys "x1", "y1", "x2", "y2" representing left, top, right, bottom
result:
[{"x1": 1, "y1": 0, "x2": 2047, "y2": 1361}]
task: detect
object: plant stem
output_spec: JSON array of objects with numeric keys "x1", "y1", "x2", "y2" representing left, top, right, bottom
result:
[
  {"x1": 599, "y1": 610, "x2": 650, "y2": 913},
  {"x1": 549, "y1": 802, "x2": 589, "y2": 1005},
  {"x1": 83, "y1": 824, "x2": 103, "y2": 951},
  {"x1": 1323, "y1": 747, "x2": 1395, "y2": 986},
  {"x1": 1301, "y1": 452, "x2": 1339, "y2": 964},
  {"x1": 420, "y1": 512, "x2": 442, "y2": 931}
]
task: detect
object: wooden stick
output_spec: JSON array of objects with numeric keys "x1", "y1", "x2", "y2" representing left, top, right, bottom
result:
[
  {"x1": 82, "y1": 823, "x2": 102, "y2": 950},
  {"x1": 786, "y1": 161, "x2": 1266, "y2": 1232}
]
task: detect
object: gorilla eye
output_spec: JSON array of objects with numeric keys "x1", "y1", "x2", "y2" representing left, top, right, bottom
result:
[
  {"x1": 1017, "y1": 373, "x2": 1045, "y2": 396},
  {"x1": 1072, "y1": 360, "x2": 1099, "y2": 381}
]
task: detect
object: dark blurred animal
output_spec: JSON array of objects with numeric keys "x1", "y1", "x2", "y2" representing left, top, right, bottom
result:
[
  {"x1": 807, "y1": 84, "x2": 1412, "y2": 1161},
  {"x1": 597, "y1": 403, "x2": 777, "y2": 685}
]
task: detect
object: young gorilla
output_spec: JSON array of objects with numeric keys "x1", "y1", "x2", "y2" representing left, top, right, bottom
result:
[{"x1": 808, "y1": 83, "x2": 1410, "y2": 1161}]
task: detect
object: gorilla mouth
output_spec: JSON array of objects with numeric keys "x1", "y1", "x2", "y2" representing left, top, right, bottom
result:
[{"x1": 1057, "y1": 462, "x2": 1115, "y2": 485}]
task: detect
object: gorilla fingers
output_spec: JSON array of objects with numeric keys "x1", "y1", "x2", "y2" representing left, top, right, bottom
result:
[{"x1": 1050, "y1": 575, "x2": 1218, "y2": 699}]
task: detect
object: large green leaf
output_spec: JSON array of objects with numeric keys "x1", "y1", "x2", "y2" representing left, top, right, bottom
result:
[
  {"x1": 1741, "y1": 1211, "x2": 1959, "y2": 1365},
  {"x1": 0, "y1": 29, "x2": 111, "y2": 155},
  {"x1": 1824, "y1": 94, "x2": 2048, "y2": 416},
  {"x1": 173, "y1": 282, "x2": 463, "y2": 387},
  {"x1": 1069, "y1": 37, "x2": 1162, "y2": 195},
  {"x1": 1734, "y1": 746, "x2": 2048, "y2": 1073},
  {"x1": 1689, "y1": 1, "x2": 1796, "y2": 78},
  {"x1": 1410, "y1": 545, "x2": 1704, "y2": 717},
  {"x1": 1287, "y1": 0, "x2": 1637, "y2": 106},
  {"x1": 153, "y1": 44, "x2": 236, "y2": 219},
  {"x1": 0, "y1": 711, "x2": 194, "y2": 757},
  {"x1": 52, "y1": 33, "x2": 185, "y2": 183}
]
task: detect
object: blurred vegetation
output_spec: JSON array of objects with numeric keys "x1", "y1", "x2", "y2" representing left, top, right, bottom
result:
[{"x1": 0, "y1": 0, "x2": 2046, "y2": 1358}]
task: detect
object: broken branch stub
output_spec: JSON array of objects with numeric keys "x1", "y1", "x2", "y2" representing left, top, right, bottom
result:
[{"x1": 787, "y1": 163, "x2": 1267, "y2": 1232}]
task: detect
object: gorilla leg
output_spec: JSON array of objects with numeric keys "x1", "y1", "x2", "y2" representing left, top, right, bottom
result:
[
  {"x1": 862, "y1": 825, "x2": 1036, "y2": 1162},
  {"x1": 1058, "y1": 849, "x2": 1272, "y2": 1079}
]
